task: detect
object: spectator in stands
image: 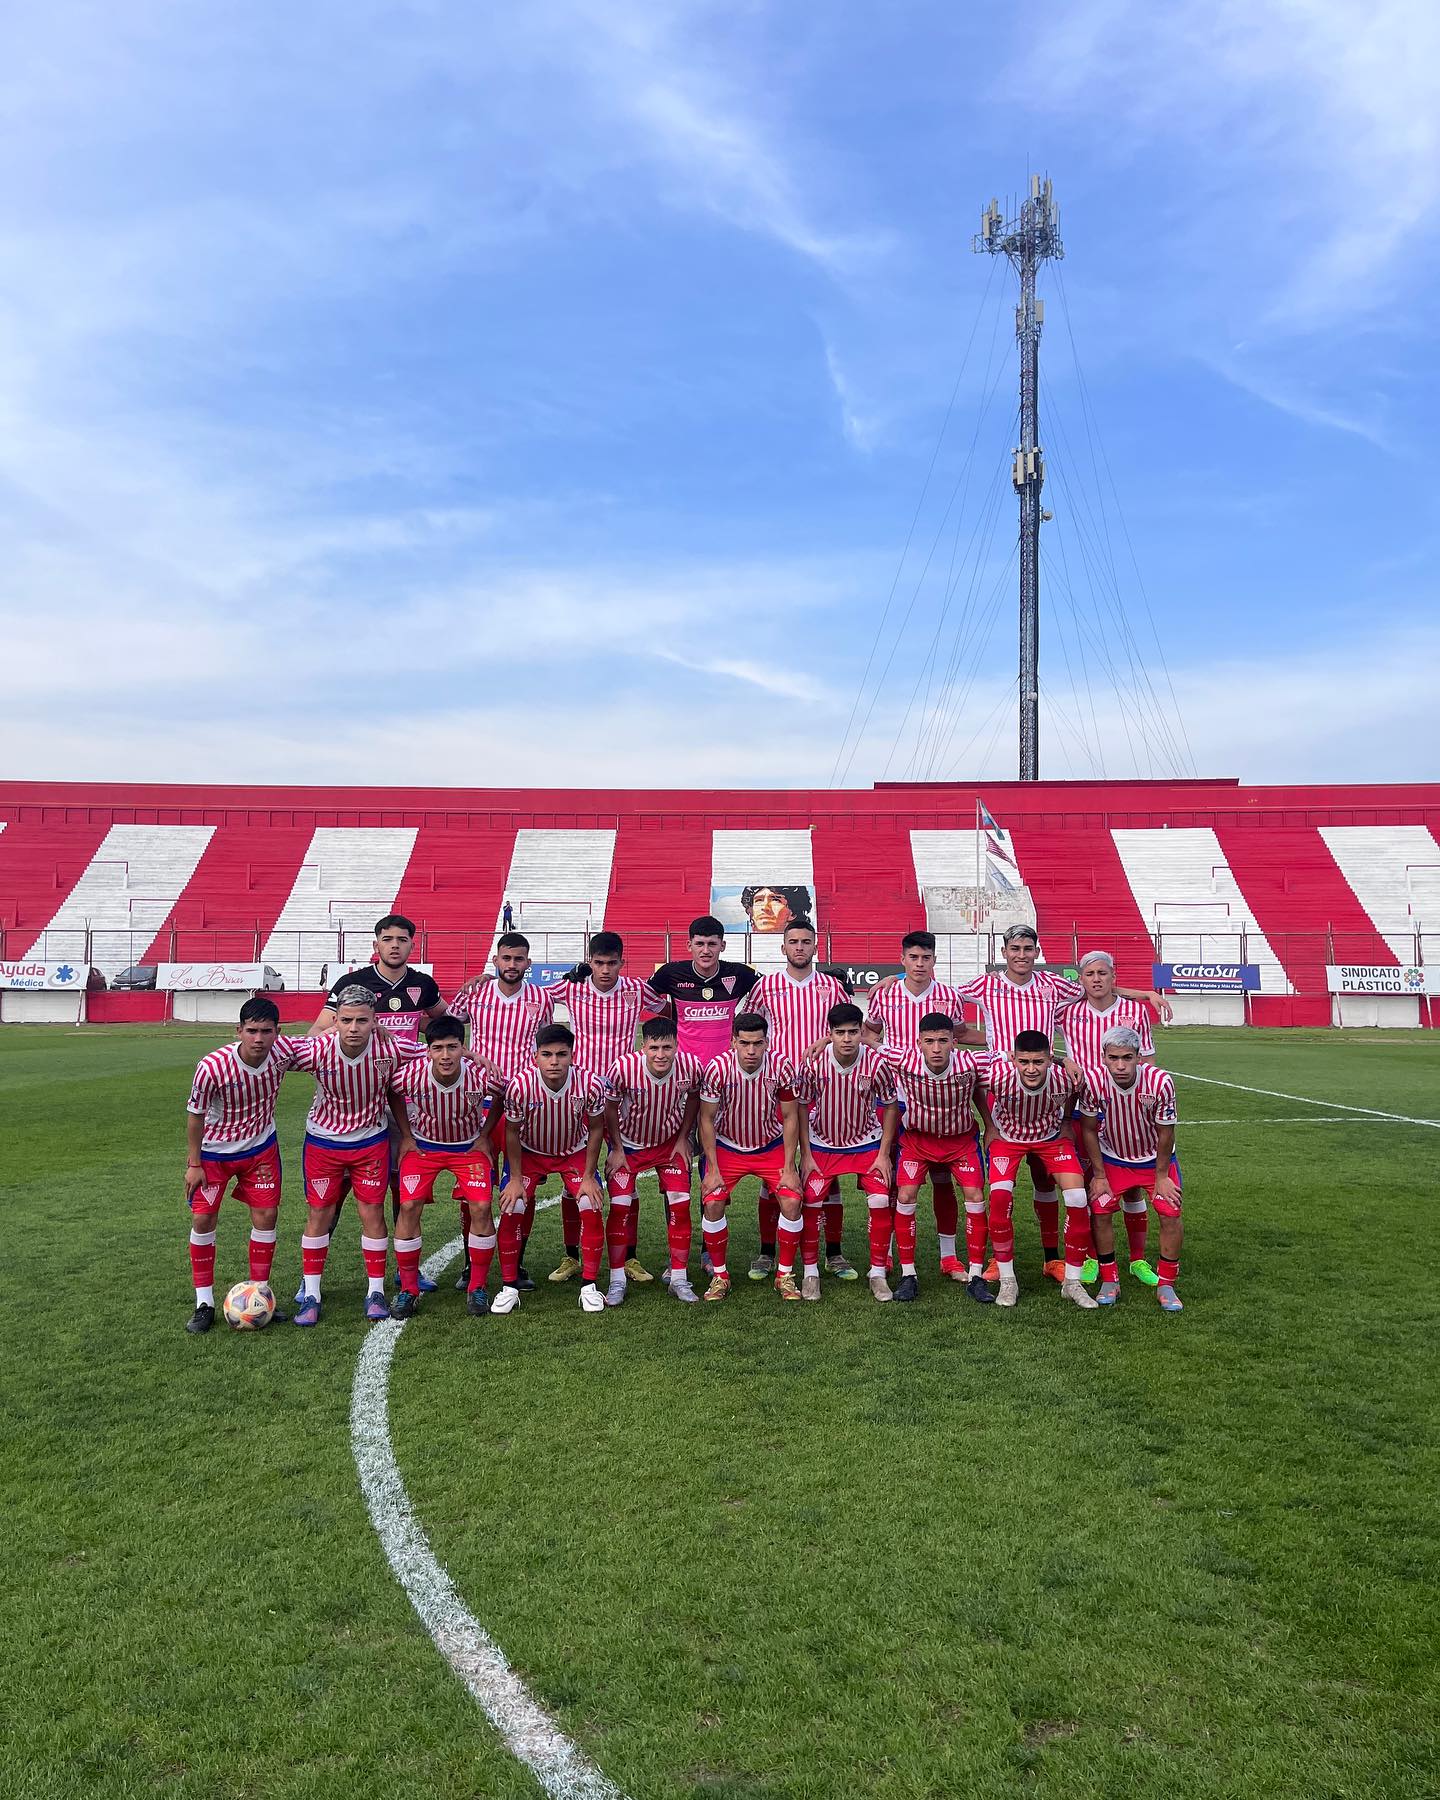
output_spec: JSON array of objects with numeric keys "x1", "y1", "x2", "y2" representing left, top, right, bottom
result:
[{"x1": 502, "y1": 899, "x2": 514, "y2": 931}]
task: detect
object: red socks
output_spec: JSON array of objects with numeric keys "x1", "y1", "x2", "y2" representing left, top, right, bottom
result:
[
  {"x1": 1124, "y1": 1200, "x2": 1150, "y2": 1262},
  {"x1": 893, "y1": 1199, "x2": 918, "y2": 1274},
  {"x1": 395, "y1": 1234, "x2": 422, "y2": 1295},
  {"x1": 247, "y1": 1226, "x2": 277, "y2": 1283},
  {"x1": 188, "y1": 1217, "x2": 218, "y2": 1293},
  {"x1": 560, "y1": 1192, "x2": 581, "y2": 1257},
  {"x1": 987, "y1": 1190, "x2": 1016, "y2": 1264},
  {"x1": 361, "y1": 1234, "x2": 389, "y2": 1283},
  {"x1": 866, "y1": 1195, "x2": 892, "y2": 1273},
  {"x1": 776, "y1": 1213, "x2": 803, "y2": 1275},
  {"x1": 702, "y1": 1214, "x2": 728, "y2": 1276},
  {"x1": 467, "y1": 1231, "x2": 497, "y2": 1292},
  {"x1": 1033, "y1": 1190, "x2": 1060, "y2": 1257},
  {"x1": 963, "y1": 1200, "x2": 987, "y2": 1272},
  {"x1": 666, "y1": 1197, "x2": 692, "y2": 1273},
  {"x1": 301, "y1": 1225, "x2": 331, "y2": 1279},
  {"x1": 498, "y1": 1212, "x2": 524, "y2": 1284},
  {"x1": 606, "y1": 1196, "x2": 633, "y2": 1273},
  {"x1": 801, "y1": 1200, "x2": 823, "y2": 1271},
  {"x1": 1157, "y1": 1255, "x2": 1180, "y2": 1285},
  {"x1": 578, "y1": 1203, "x2": 604, "y2": 1282},
  {"x1": 823, "y1": 1194, "x2": 844, "y2": 1253}
]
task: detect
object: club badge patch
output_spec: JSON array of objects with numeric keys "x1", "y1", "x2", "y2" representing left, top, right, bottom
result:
[{"x1": 310, "y1": 1176, "x2": 331, "y2": 1198}]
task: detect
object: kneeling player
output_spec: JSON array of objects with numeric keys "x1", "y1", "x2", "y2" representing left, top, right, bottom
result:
[
  {"x1": 182, "y1": 997, "x2": 301, "y2": 1332},
  {"x1": 697, "y1": 1014, "x2": 802, "y2": 1301},
  {"x1": 893, "y1": 1013, "x2": 994, "y2": 1307},
  {"x1": 604, "y1": 1018, "x2": 703, "y2": 1305},
  {"x1": 388, "y1": 1014, "x2": 498, "y2": 1318},
  {"x1": 1077, "y1": 1026, "x2": 1184, "y2": 1311},
  {"x1": 796, "y1": 1003, "x2": 899, "y2": 1303},
  {"x1": 497, "y1": 1025, "x2": 608, "y2": 1314},
  {"x1": 985, "y1": 1032, "x2": 1095, "y2": 1310}
]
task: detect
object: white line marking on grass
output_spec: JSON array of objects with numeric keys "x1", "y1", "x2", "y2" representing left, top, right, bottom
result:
[
  {"x1": 1170, "y1": 1071, "x2": 1440, "y2": 1131},
  {"x1": 351, "y1": 1220, "x2": 627, "y2": 1800},
  {"x1": 1180, "y1": 1116, "x2": 1439, "y2": 1126}
]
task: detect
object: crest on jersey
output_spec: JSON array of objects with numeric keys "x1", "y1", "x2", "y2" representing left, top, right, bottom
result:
[
  {"x1": 901, "y1": 1161, "x2": 919, "y2": 1181},
  {"x1": 388, "y1": 996, "x2": 402, "y2": 1009},
  {"x1": 310, "y1": 1176, "x2": 331, "y2": 1198},
  {"x1": 402, "y1": 1174, "x2": 422, "y2": 1194},
  {"x1": 406, "y1": 986, "x2": 422, "y2": 1004},
  {"x1": 701, "y1": 987, "x2": 714, "y2": 1000},
  {"x1": 721, "y1": 975, "x2": 737, "y2": 994},
  {"x1": 199, "y1": 1184, "x2": 221, "y2": 1204}
]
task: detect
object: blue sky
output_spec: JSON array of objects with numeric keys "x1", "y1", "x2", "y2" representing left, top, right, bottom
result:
[{"x1": 3, "y1": 0, "x2": 1438, "y2": 788}]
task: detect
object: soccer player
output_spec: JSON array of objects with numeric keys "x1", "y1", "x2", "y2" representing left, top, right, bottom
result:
[
  {"x1": 952, "y1": 925, "x2": 1166, "y2": 1279},
  {"x1": 794, "y1": 1003, "x2": 899, "y2": 1303},
  {"x1": 388, "y1": 1014, "x2": 498, "y2": 1318},
  {"x1": 985, "y1": 1031, "x2": 1096, "y2": 1310},
  {"x1": 496, "y1": 1024, "x2": 609, "y2": 1315},
  {"x1": 310, "y1": 913, "x2": 445, "y2": 1042},
  {"x1": 750, "y1": 916, "x2": 856, "y2": 1280},
  {"x1": 288, "y1": 987, "x2": 410, "y2": 1326},
  {"x1": 697, "y1": 1014, "x2": 802, "y2": 1301},
  {"x1": 604, "y1": 1018, "x2": 704, "y2": 1305},
  {"x1": 182, "y1": 997, "x2": 301, "y2": 1333},
  {"x1": 1077, "y1": 1026, "x2": 1184, "y2": 1311},
  {"x1": 450, "y1": 931, "x2": 556, "y2": 1286},
  {"x1": 893, "y1": 1013, "x2": 995, "y2": 1306},
  {"x1": 1058, "y1": 948, "x2": 1162, "y2": 1282},
  {"x1": 864, "y1": 931, "x2": 972, "y2": 1277},
  {"x1": 650, "y1": 915, "x2": 761, "y2": 1065}
]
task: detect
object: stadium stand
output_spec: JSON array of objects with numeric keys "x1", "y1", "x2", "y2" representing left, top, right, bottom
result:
[{"x1": 3, "y1": 778, "x2": 1437, "y2": 1026}]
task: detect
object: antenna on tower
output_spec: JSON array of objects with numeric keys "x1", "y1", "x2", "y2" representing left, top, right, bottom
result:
[{"x1": 974, "y1": 176, "x2": 1063, "y2": 781}]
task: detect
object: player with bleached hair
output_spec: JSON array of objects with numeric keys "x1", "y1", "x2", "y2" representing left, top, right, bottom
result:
[{"x1": 1077, "y1": 1026, "x2": 1185, "y2": 1312}]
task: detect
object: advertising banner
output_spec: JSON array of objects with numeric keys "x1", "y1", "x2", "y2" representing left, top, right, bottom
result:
[
  {"x1": 0, "y1": 960, "x2": 90, "y2": 991},
  {"x1": 1325, "y1": 964, "x2": 1439, "y2": 996},
  {"x1": 819, "y1": 962, "x2": 903, "y2": 992},
  {"x1": 1154, "y1": 963, "x2": 1261, "y2": 992},
  {"x1": 527, "y1": 963, "x2": 579, "y2": 986},
  {"x1": 157, "y1": 963, "x2": 274, "y2": 991}
]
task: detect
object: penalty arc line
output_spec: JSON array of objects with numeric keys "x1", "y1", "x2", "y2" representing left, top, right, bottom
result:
[
  {"x1": 1169, "y1": 1070, "x2": 1440, "y2": 1131},
  {"x1": 350, "y1": 1207, "x2": 628, "y2": 1800}
]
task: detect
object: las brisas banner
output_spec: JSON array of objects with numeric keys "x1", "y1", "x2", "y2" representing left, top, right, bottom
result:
[
  {"x1": 157, "y1": 963, "x2": 275, "y2": 990},
  {"x1": 1154, "y1": 963, "x2": 1262, "y2": 993},
  {"x1": 0, "y1": 960, "x2": 90, "y2": 990},
  {"x1": 1325, "y1": 964, "x2": 1439, "y2": 996}
]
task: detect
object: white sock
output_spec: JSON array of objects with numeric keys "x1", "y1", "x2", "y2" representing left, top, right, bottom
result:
[
  {"x1": 367, "y1": 1275, "x2": 386, "y2": 1297},
  {"x1": 901, "y1": 1261, "x2": 917, "y2": 1276},
  {"x1": 869, "y1": 1264, "x2": 886, "y2": 1278},
  {"x1": 195, "y1": 1285, "x2": 214, "y2": 1307},
  {"x1": 803, "y1": 1261, "x2": 819, "y2": 1278},
  {"x1": 303, "y1": 1274, "x2": 322, "y2": 1298},
  {"x1": 968, "y1": 1263, "x2": 982, "y2": 1279},
  {"x1": 938, "y1": 1233, "x2": 957, "y2": 1259},
  {"x1": 998, "y1": 1259, "x2": 1016, "y2": 1279}
]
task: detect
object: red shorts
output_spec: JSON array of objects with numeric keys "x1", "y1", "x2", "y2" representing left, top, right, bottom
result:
[
  {"x1": 709, "y1": 1143, "x2": 798, "y2": 1202},
  {"x1": 398, "y1": 1144, "x2": 493, "y2": 1206},
  {"x1": 303, "y1": 1134, "x2": 390, "y2": 1207},
  {"x1": 516, "y1": 1148, "x2": 590, "y2": 1202},
  {"x1": 1100, "y1": 1157, "x2": 1182, "y2": 1216},
  {"x1": 896, "y1": 1130, "x2": 983, "y2": 1190},
  {"x1": 988, "y1": 1136, "x2": 1082, "y2": 1189},
  {"x1": 803, "y1": 1146, "x2": 889, "y2": 1202},
  {"x1": 193, "y1": 1138, "x2": 281, "y2": 1213},
  {"x1": 608, "y1": 1144, "x2": 691, "y2": 1199}
]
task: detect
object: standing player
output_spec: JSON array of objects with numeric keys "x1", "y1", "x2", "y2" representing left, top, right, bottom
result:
[
  {"x1": 287, "y1": 987, "x2": 409, "y2": 1326},
  {"x1": 697, "y1": 1014, "x2": 802, "y2": 1301},
  {"x1": 985, "y1": 1031, "x2": 1096, "y2": 1310},
  {"x1": 604, "y1": 1018, "x2": 704, "y2": 1305},
  {"x1": 450, "y1": 932, "x2": 556, "y2": 1286},
  {"x1": 864, "y1": 931, "x2": 971, "y2": 1277},
  {"x1": 182, "y1": 997, "x2": 301, "y2": 1333},
  {"x1": 750, "y1": 916, "x2": 856, "y2": 1281},
  {"x1": 496, "y1": 1024, "x2": 609, "y2": 1315},
  {"x1": 1057, "y1": 949, "x2": 1161, "y2": 1283},
  {"x1": 388, "y1": 1014, "x2": 498, "y2": 1318},
  {"x1": 1077, "y1": 1026, "x2": 1184, "y2": 1311},
  {"x1": 650, "y1": 915, "x2": 761, "y2": 1065},
  {"x1": 794, "y1": 1003, "x2": 899, "y2": 1303},
  {"x1": 893, "y1": 1014, "x2": 995, "y2": 1306}
]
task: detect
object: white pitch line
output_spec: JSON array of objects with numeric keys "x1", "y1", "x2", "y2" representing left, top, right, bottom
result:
[
  {"x1": 1170, "y1": 1070, "x2": 1440, "y2": 1131},
  {"x1": 351, "y1": 1222, "x2": 627, "y2": 1800},
  {"x1": 1180, "y1": 1116, "x2": 1439, "y2": 1127}
]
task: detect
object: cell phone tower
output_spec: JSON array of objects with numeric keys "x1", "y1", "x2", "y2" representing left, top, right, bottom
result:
[{"x1": 975, "y1": 177, "x2": 1063, "y2": 781}]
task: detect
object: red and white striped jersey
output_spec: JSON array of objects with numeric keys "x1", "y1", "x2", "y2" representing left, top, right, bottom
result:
[
  {"x1": 604, "y1": 1049, "x2": 704, "y2": 1151},
  {"x1": 896, "y1": 1048, "x2": 990, "y2": 1140},
  {"x1": 953, "y1": 969, "x2": 1084, "y2": 1053},
  {"x1": 987, "y1": 1058, "x2": 1079, "y2": 1145},
  {"x1": 1056, "y1": 995, "x2": 1154, "y2": 1067},
  {"x1": 1078, "y1": 1063, "x2": 1178, "y2": 1162},
  {"x1": 187, "y1": 1037, "x2": 303, "y2": 1153},
  {"x1": 290, "y1": 1033, "x2": 403, "y2": 1144},
  {"x1": 450, "y1": 982, "x2": 555, "y2": 1083},
  {"x1": 390, "y1": 1057, "x2": 493, "y2": 1149},
  {"x1": 794, "y1": 1046, "x2": 898, "y2": 1151},
  {"x1": 750, "y1": 967, "x2": 851, "y2": 1064},
  {"x1": 503, "y1": 1064, "x2": 607, "y2": 1158},
  {"x1": 864, "y1": 979, "x2": 967, "y2": 1053},
  {"x1": 701, "y1": 1050, "x2": 798, "y2": 1153},
  {"x1": 542, "y1": 974, "x2": 663, "y2": 1074}
]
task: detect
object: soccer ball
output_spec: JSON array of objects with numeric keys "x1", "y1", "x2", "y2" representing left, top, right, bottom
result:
[{"x1": 223, "y1": 1280, "x2": 276, "y2": 1331}]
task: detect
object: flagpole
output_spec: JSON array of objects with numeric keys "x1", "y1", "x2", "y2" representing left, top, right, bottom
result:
[{"x1": 975, "y1": 795, "x2": 983, "y2": 934}]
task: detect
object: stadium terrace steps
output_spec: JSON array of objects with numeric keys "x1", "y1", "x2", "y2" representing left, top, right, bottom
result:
[
  {"x1": 811, "y1": 822, "x2": 920, "y2": 967},
  {"x1": 393, "y1": 827, "x2": 519, "y2": 992},
  {"x1": 1007, "y1": 823, "x2": 1157, "y2": 987},
  {"x1": 1215, "y1": 827, "x2": 1391, "y2": 994},
  {"x1": 260, "y1": 827, "x2": 420, "y2": 990},
  {"x1": 135, "y1": 824, "x2": 321, "y2": 966},
  {"x1": 604, "y1": 817, "x2": 713, "y2": 969},
  {"x1": 23, "y1": 824, "x2": 216, "y2": 979},
  {"x1": 710, "y1": 829, "x2": 816, "y2": 970},
  {"x1": 490, "y1": 828, "x2": 616, "y2": 965},
  {"x1": 0, "y1": 820, "x2": 113, "y2": 940},
  {"x1": 1110, "y1": 826, "x2": 1291, "y2": 994},
  {"x1": 1318, "y1": 825, "x2": 1440, "y2": 963}
]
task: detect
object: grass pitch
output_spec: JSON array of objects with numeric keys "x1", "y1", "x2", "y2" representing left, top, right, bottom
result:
[{"x1": 6, "y1": 1025, "x2": 1439, "y2": 1799}]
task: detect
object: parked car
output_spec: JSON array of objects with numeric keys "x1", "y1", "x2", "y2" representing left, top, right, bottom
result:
[
  {"x1": 261, "y1": 966, "x2": 285, "y2": 990},
  {"x1": 111, "y1": 965, "x2": 158, "y2": 991}
]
